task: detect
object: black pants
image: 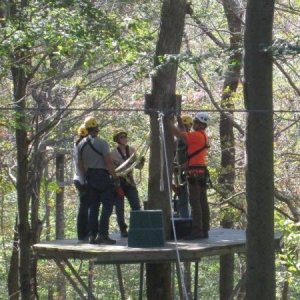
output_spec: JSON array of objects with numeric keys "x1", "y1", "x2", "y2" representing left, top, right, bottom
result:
[
  {"x1": 74, "y1": 180, "x2": 89, "y2": 240},
  {"x1": 187, "y1": 173, "x2": 210, "y2": 234},
  {"x1": 86, "y1": 169, "x2": 116, "y2": 237}
]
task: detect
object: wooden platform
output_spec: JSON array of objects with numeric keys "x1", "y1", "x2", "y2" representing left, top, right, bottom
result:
[{"x1": 33, "y1": 228, "x2": 283, "y2": 264}]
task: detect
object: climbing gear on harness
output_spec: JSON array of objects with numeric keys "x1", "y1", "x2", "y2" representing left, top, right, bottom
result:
[
  {"x1": 77, "y1": 124, "x2": 88, "y2": 137},
  {"x1": 84, "y1": 116, "x2": 98, "y2": 129},
  {"x1": 194, "y1": 112, "x2": 210, "y2": 125},
  {"x1": 186, "y1": 166, "x2": 212, "y2": 188},
  {"x1": 113, "y1": 128, "x2": 127, "y2": 143}
]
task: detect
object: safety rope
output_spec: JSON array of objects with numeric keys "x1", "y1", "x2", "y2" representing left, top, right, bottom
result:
[
  {"x1": 159, "y1": 115, "x2": 165, "y2": 192},
  {"x1": 157, "y1": 112, "x2": 189, "y2": 300}
]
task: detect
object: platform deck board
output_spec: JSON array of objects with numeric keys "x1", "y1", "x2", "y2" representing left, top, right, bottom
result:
[{"x1": 33, "y1": 228, "x2": 283, "y2": 264}]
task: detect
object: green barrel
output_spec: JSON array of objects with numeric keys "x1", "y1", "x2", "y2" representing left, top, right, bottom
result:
[{"x1": 128, "y1": 210, "x2": 165, "y2": 247}]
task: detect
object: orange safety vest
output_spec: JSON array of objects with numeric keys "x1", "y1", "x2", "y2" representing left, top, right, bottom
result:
[{"x1": 183, "y1": 130, "x2": 209, "y2": 172}]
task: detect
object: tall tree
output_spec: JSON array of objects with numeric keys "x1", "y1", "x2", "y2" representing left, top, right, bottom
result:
[
  {"x1": 219, "y1": 1, "x2": 243, "y2": 299},
  {"x1": 9, "y1": 0, "x2": 32, "y2": 298},
  {"x1": 244, "y1": 0, "x2": 275, "y2": 299},
  {"x1": 146, "y1": 0, "x2": 187, "y2": 299}
]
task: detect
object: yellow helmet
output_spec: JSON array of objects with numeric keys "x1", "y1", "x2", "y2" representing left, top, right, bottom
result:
[
  {"x1": 77, "y1": 124, "x2": 88, "y2": 137},
  {"x1": 182, "y1": 115, "x2": 193, "y2": 126},
  {"x1": 113, "y1": 128, "x2": 127, "y2": 142},
  {"x1": 84, "y1": 116, "x2": 98, "y2": 129}
]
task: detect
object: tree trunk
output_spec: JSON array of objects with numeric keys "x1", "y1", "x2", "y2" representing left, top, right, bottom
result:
[
  {"x1": 219, "y1": 1, "x2": 243, "y2": 299},
  {"x1": 8, "y1": 218, "x2": 19, "y2": 300},
  {"x1": 45, "y1": 163, "x2": 51, "y2": 241},
  {"x1": 30, "y1": 143, "x2": 45, "y2": 299},
  {"x1": 146, "y1": 1, "x2": 187, "y2": 299},
  {"x1": 13, "y1": 68, "x2": 32, "y2": 300},
  {"x1": 281, "y1": 280, "x2": 289, "y2": 300},
  {"x1": 56, "y1": 153, "x2": 65, "y2": 240},
  {"x1": 244, "y1": 0, "x2": 275, "y2": 299},
  {"x1": 11, "y1": 44, "x2": 32, "y2": 300},
  {"x1": 55, "y1": 153, "x2": 66, "y2": 299},
  {"x1": 6, "y1": 1, "x2": 33, "y2": 298}
]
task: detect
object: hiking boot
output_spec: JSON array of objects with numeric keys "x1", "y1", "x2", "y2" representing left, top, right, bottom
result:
[
  {"x1": 77, "y1": 236, "x2": 89, "y2": 244},
  {"x1": 203, "y1": 231, "x2": 209, "y2": 239},
  {"x1": 88, "y1": 235, "x2": 97, "y2": 244},
  {"x1": 95, "y1": 235, "x2": 116, "y2": 245},
  {"x1": 120, "y1": 229, "x2": 128, "y2": 238}
]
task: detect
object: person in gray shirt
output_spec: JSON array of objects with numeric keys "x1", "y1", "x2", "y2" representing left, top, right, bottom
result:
[{"x1": 78, "y1": 116, "x2": 121, "y2": 245}]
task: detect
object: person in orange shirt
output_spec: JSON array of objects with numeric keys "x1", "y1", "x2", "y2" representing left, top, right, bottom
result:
[{"x1": 170, "y1": 112, "x2": 210, "y2": 239}]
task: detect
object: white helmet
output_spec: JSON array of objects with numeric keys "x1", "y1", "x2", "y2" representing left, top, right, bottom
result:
[{"x1": 194, "y1": 112, "x2": 210, "y2": 125}]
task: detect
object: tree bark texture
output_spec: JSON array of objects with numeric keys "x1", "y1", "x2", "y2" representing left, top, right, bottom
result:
[
  {"x1": 244, "y1": 0, "x2": 275, "y2": 299},
  {"x1": 30, "y1": 143, "x2": 45, "y2": 298},
  {"x1": 11, "y1": 41, "x2": 32, "y2": 300},
  {"x1": 55, "y1": 153, "x2": 66, "y2": 299},
  {"x1": 219, "y1": 1, "x2": 243, "y2": 299},
  {"x1": 147, "y1": 1, "x2": 187, "y2": 300},
  {"x1": 6, "y1": 1, "x2": 33, "y2": 298},
  {"x1": 8, "y1": 219, "x2": 19, "y2": 300},
  {"x1": 55, "y1": 153, "x2": 65, "y2": 240},
  {"x1": 219, "y1": 0, "x2": 242, "y2": 190}
]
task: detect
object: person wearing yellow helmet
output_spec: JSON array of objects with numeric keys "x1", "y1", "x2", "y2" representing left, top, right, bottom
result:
[
  {"x1": 173, "y1": 115, "x2": 193, "y2": 218},
  {"x1": 111, "y1": 128, "x2": 142, "y2": 237},
  {"x1": 181, "y1": 115, "x2": 193, "y2": 127},
  {"x1": 77, "y1": 116, "x2": 121, "y2": 245},
  {"x1": 73, "y1": 124, "x2": 89, "y2": 241},
  {"x1": 84, "y1": 116, "x2": 98, "y2": 129},
  {"x1": 113, "y1": 128, "x2": 127, "y2": 143},
  {"x1": 77, "y1": 124, "x2": 88, "y2": 138}
]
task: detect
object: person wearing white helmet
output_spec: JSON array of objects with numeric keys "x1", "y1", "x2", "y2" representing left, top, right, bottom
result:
[
  {"x1": 194, "y1": 112, "x2": 210, "y2": 125},
  {"x1": 77, "y1": 116, "x2": 122, "y2": 245},
  {"x1": 170, "y1": 111, "x2": 211, "y2": 239}
]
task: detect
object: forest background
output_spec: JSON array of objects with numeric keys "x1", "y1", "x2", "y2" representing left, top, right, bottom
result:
[{"x1": 0, "y1": 0, "x2": 299, "y2": 299}]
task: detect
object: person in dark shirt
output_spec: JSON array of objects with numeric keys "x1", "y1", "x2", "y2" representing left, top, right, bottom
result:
[{"x1": 111, "y1": 128, "x2": 143, "y2": 237}]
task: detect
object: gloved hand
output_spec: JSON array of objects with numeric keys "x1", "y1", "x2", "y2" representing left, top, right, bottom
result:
[
  {"x1": 116, "y1": 186, "x2": 125, "y2": 199},
  {"x1": 113, "y1": 177, "x2": 124, "y2": 199}
]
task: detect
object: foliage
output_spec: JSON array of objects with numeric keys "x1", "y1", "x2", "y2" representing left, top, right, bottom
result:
[
  {"x1": 276, "y1": 214, "x2": 300, "y2": 276},
  {"x1": 0, "y1": 0, "x2": 299, "y2": 298}
]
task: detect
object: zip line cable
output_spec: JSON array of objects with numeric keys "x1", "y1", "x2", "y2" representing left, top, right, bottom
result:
[
  {"x1": 0, "y1": 107, "x2": 300, "y2": 113},
  {"x1": 158, "y1": 112, "x2": 189, "y2": 300}
]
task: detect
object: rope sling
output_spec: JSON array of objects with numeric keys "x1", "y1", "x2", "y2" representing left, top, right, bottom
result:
[{"x1": 115, "y1": 134, "x2": 150, "y2": 185}]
